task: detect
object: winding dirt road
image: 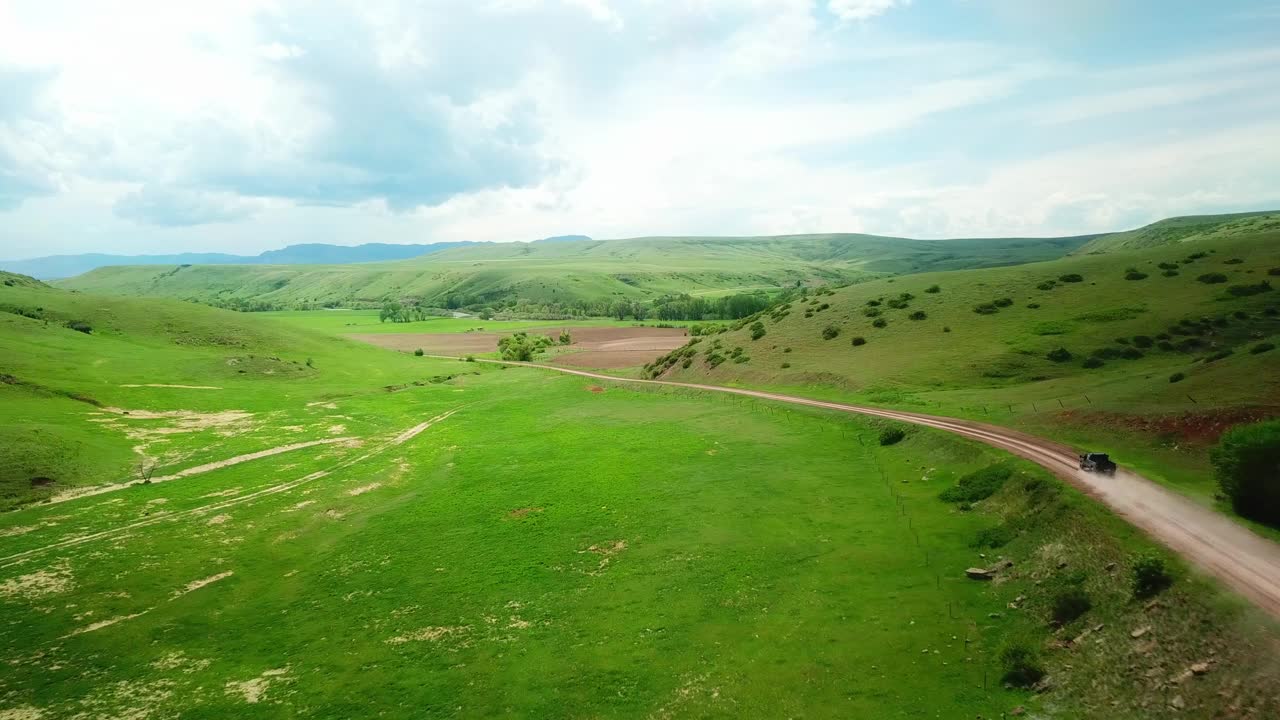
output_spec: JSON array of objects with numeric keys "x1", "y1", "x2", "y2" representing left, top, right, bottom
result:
[{"x1": 449, "y1": 356, "x2": 1280, "y2": 618}]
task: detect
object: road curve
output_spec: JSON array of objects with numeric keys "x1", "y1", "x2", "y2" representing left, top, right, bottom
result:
[{"x1": 439, "y1": 356, "x2": 1280, "y2": 618}]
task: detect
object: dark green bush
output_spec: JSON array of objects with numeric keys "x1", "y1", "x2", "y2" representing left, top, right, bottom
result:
[
  {"x1": 1027, "y1": 303, "x2": 1041, "y2": 309},
  {"x1": 943, "y1": 326, "x2": 951, "y2": 333},
  {"x1": 1120, "y1": 347, "x2": 1144, "y2": 360},
  {"x1": 1269, "y1": 268, "x2": 1280, "y2": 276},
  {"x1": 973, "y1": 523, "x2": 1016, "y2": 548},
  {"x1": 65, "y1": 320, "x2": 92, "y2": 334},
  {"x1": 1036, "y1": 280, "x2": 1056, "y2": 291},
  {"x1": 1197, "y1": 273, "x2": 1228, "y2": 284},
  {"x1": 1233, "y1": 310, "x2": 1248, "y2": 320},
  {"x1": 1124, "y1": 270, "x2": 1149, "y2": 281},
  {"x1": 866, "y1": 299, "x2": 882, "y2": 307},
  {"x1": 1132, "y1": 554, "x2": 1174, "y2": 599},
  {"x1": 872, "y1": 318, "x2": 888, "y2": 328},
  {"x1": 973, "y1": 303, "x2": 999, "y2": 315},
  {"x1": 1000, "y1": 642, "x2": 1046, "y2": 688},
  {"x1": 993, "y1": 297, "x2": 1013, "y2": 308},
  {"x1": 413, "y1": 348, "x2": 424, "y2": 356},
  {"x1": 925, "y1": 285, "x2": 941, "y2": 294},
  {"x1": 1251, "y1": 342, "x2": 1275, "y2": 354},
  {"x1": 864, "y1": 307, "x2": 882, "y2": 317},
  {"x1": 939, "y1": 463, "x2": 1013, "y2": 503},
  {"x1": 822, "y1": 325, "x2": 840, "y2": 340},
  {"x1": 851, "y1": 336, "x2": 866, "y2": 347},
  {"x1": 1227, "y1": 281, "x2": 1272, "y2": 297},
  {"x1": 1051, "y1": 586, "x2": 1092, "y2": 624},
  {"x1": 780, "y1": 362, "x2": 791, "y2": 368},
  {"x1": 1131, "y1": 335, "x2": 1153, "y2": 348},
  {"x1": 1046, "y1": 347, "x2": 1072, "y2": 362},
  {"x1": 1162, "y1": 269, "x2": 1179, "y2": 277},
  {"x1": 1058, "y1": 273, "x2": 1084, "y2": 283},
  {"x1": 1205, "y1": 348, "x2": 1234, "y2": 363},
  {"x1": 1224, "y1": 258, "x2": 1244, "y2": 264},
  {"x1": 749, "y1": 321, "x2": 766, "y2": 340},
  {"x1": 1082, "y1": 357, "x2": 1105, "y2": 369},
  {"x1": 783, "y1": 347, "x2": 792, "y2": 353},
  {"x1": 1211, "y1": 419, "x2": 1280, "y2": 526},
  {"x1": 1158, "y1": 262, "x2": 1178, "y2": 270},
  {"x1": 879, "y1": 427, "x2": 906, "y2": 446},
  {"x1": 908, "y1": 311, "x2": 927, "y2": 321}
]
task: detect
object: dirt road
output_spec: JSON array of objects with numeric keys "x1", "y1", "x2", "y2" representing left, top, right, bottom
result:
[{"x1": 447, "y1": 356, "x2": 1280, "y2": 618}]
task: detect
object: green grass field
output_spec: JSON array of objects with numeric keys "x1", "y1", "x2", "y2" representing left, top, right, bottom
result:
[
  {"x1": 54, "y1": 232, "x2": 1093, "y2": 311},
  {"x1": 5, "y1": 216, "x2": 1280, "y2": 718},
  {"x1": 256, "y1": 310, "x2": 707, "y2": 336}
]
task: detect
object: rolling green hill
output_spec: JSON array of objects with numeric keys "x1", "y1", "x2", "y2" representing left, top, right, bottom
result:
[
  {"x1": 0, "y1": 271, "x2": 432, "y2": 509},
  {"x1": 55, "y1": 232, "x2": 1094, "y2": 312},
  {"x1": 651, "y1": 227, "x2": 1280, "y2": 512},
  {"x1": 1076, "y1": 211, "x2": 1280, "y2": 254}
]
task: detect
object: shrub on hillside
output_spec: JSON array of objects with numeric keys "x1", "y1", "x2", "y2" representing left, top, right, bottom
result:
[
  {"x1": 1132, "y1": 554, "x2": 1174, "y2": 599},
  {"x1": 1197, "y1": 273, "x2": 1228, "y2": 284},
  {"x1": 1211, "y1": 419, "x2": 1280, "y2": 526},
  {"x1": 925, "y1": 284, "x2": 941, "y2": 293},
  {"x1": 943, "y1": 326, "x2": 951, "y2": 333},
  {"x1": 1036, "y1": 280, "x2": 1056, "y2": 291},
  {"x1": 887, "y1": 298, "x2": 909, "y2": 309},
  {"x1": 1157, "y1": 341, "x2": 1175, "y2": 352},
  {"x1": 1251, "y1": 342, "x2": 1275, "y2": 354},
  {"x1": 1132, "y1": 335, "x2": 1153, "y2": 348},
  {"x1": 1051, "y1": 586, "x2": 1092, "y2": 624},
  {"x1": 973, "y1": 523, "x2": 1016, "y2": 548},
  {"x1": 1124, "y1": 269, "x2": 1149, "y2": 280},
  {"x1": 749, "y1": 321, "x2": 766, "y2": 340},
  {"x1": 908, "y1": 310, "x2": 927, "y2": 320},
  {"x1": 872, "y1": 318, "x2": 888, "y2": 328},
  {"x1": 780, "y1": 362, "x2": 791, "y2": 368},
  {"x1": 866, "y1": 299, "x2": 882, "y2": 307},
  {"x1": 1224, "y1": 258, "x2": 1244, "y2": 264},
  {"x1": 465, "y1": 355, "x2": 476, "y2": 362},
  {"x1": 939, "y1": 463, "x2": 1013, "y2": 503},
  {"x1": 1027, "y1": 303, "x2": 1041, "y2": 309},
  {"x1": 864, "y1": 308, "x2": 882, "y2": 317},
  {"x1": 1162, "y1": 269, "x2": 1179, "y2": 277},
  {"x1": 851, "y1": 336, "x2": 866, "y2": 347},
  {"x1": 1168, "y1": 372, "x2": 1185, "y2": 383},
  {"x1": 413, "y1": 348, "x2": 424, "y2": 356},
  {"x1": 1120, "y1": 347, "x2": 1144, "y2": 360},
  {"x1": 993, "y1": 297, "x2": 1013, "y2": 308},
  {"x1": 879, "y1": 427, "x2": 906, "y2": 446},
  {"x1": 1000, "y1": 642, "x2": 1046, "y2": 688},
  {"x1": 1205, "y1": 348, "x2": 1234, "y2": 363},
  {"x1": 1058, "y1": 273, "x2": 1084, "y2": 283},
  {"x1": 822, "y1": 325, "x2": 840, "y2": 340},
  {"x1": 1046, "y1": 347, "x2": 1072, "y2": 363},
  {"x1": 1227, "y1": 281, "x2": 1272, "y2": 297},
  {"x1": 1082, "y1": 357, "x2": 1105, "y2": 369},
  {"x1": 973, "y1": 303, "x2": 999, "y2": 315},
  {"x1": 65, "y1": 320, "x2": 92, "y2": 334},
  {"x1": 1269, "y1": 268, "x2": 1280, "y2": 276},
  {"x1": 783, "y1": 347, "x2": 792, "y2": 353},
  {"x1": 1158, "y1": 262, "x2": 1179, "y2": 270}
]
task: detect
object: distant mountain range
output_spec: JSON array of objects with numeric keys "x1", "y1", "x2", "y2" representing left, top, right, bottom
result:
[{"x1": 1, "y1": 237, "x2": 595, "y2": 279}]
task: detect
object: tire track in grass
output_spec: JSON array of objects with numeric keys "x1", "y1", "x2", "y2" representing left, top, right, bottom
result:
[
  {"x1": 428, "y1": 355, "x2": 1280, "y2": 619},
  {"x1": 0, "y1": 408, "x2": 462, "y2": 568}
]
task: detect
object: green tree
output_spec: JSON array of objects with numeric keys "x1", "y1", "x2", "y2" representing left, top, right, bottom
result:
[{"x1": 1211, "y1": 419, "x2": 1280, "y2": 526}]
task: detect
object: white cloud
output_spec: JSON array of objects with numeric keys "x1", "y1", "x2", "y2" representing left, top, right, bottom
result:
[{"x1": 829, "y1": 0, "x2": 911, "y2": 22}]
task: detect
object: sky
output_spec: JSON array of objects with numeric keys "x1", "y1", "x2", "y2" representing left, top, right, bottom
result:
[{"x1": 2, "y1": 0, "x2": 1280, "y2": 259}]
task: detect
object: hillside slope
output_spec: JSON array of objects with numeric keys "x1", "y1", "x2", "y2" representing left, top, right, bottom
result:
[
  {"x1": 0, "y1": 271, "x2": 433, "y2": 508},
  {"x1": 55, "y1": 233, "x2": 1092, "y2": 311},
  {"x1": 1077, "y1": 211, "x2": 1280, "y2": 254},
  {"x1": 651, "y1": 228, "x2": 1280, "y2": 507}
]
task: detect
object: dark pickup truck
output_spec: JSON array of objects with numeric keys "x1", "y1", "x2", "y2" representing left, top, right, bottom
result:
[{"x1": 1079, "y1": 452, "x2": 1117, "y2": 475}]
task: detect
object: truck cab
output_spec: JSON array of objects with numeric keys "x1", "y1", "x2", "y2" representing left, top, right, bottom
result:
[{"x1": 1079, "y1": 452, "x2": 1117, "y2": 475}]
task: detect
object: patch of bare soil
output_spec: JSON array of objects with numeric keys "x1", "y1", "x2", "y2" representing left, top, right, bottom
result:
[
  {"x1": 351, "y1": 326, "x2": 686, "y2": 362},
  {"x1": 0, "y1": 564, "x2": 74, "y2": 600},
  {"x1": 347, "y1": 483, "x2": 382, "y2": 496},
  {"x1": 386, "y1": 625, "x2": 472, "y2": 645},
  {"x1": 225, "y1": 667, "x2": 290, "y2": 704},
  {"x1": 171, "y1": 571, "x2": 233, "y2": 599},
  {"x1": 63, "y1": 610, "x2": 150, "y2": 638},
  {"x1": 1057, "y1": 406, "x2": 1280, "y2": 445},
  {"x1": 0, "y1": 705, "x2": 46, "y2": 720},
  {"x1": 578, "y1": 540, "x2": 628, "y2": 574},
  {"x1": 586, "y1": 385, "x2": 605, "y2": 393},
  {"x1": 206, "y1": 514, "x2": 231, "y2": 526},
  {"x1": 507, "y1": 507, "x2": 544, "y2": 519},
  {"x1": 150, "y1": 652, "x2": 211, "y2": 674}
]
